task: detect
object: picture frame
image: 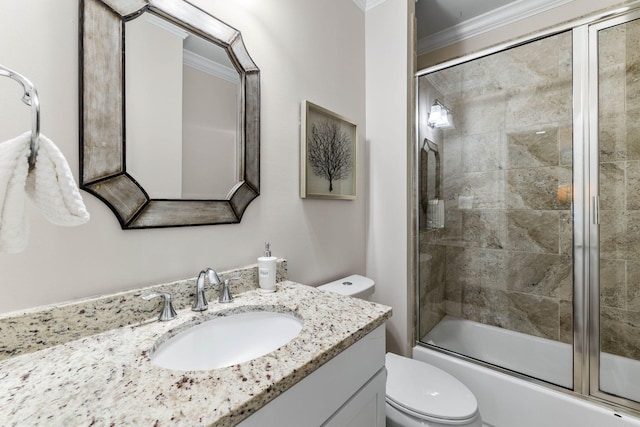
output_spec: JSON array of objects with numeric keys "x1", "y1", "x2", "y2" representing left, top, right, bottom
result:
[{"x1": 300, "y1": 101, "x2": 357, "y2": 200}]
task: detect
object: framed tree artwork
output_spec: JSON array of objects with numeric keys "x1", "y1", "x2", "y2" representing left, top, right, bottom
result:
[{"x1": 300, "y1": 101, "x2": 357, "y2": 200}]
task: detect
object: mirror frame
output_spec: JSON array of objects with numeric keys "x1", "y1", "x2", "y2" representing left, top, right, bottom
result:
[{"x1": 80, "y1": 0, "x2": 260, "y2": 229}]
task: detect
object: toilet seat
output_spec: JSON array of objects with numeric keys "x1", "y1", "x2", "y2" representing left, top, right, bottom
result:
[{"x1": 385, "y1": 353, "x2": 479, "y2": 423}]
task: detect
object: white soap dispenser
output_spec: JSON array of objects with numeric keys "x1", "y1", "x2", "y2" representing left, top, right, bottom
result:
[{"x1": 258, "y1": 242, "x2": 277, "y2": 292}]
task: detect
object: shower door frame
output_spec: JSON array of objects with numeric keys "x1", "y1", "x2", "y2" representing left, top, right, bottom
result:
[
  {"x1": 414, "y1": 2, "x2": 640, "y2": 416},
  {"x1": 586, "y1": 9, "x2": 640, "y2": 411}
]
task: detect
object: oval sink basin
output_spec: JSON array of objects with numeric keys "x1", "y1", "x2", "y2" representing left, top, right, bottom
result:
[{"x1": 150, "y1": 311, "x2": 303, "y2": 371}]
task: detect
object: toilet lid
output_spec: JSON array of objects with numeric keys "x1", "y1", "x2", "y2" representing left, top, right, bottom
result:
[
  {"x1": 385, "y1": 353, "x2": 478, "y2": 421},
  {"x1": 317, "y1": 274, "x2": 374, "y2": 296}
]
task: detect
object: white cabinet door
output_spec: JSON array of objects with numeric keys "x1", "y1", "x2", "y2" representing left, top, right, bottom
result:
[
  {"x1": 322, "y1": 368, "x2": 386, "y2": 427},
  {"x1": 238, "y1": 325, "x2": 386, "y2": 427}
]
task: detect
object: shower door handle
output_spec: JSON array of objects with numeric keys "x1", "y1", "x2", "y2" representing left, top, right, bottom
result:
[{"x1": 592, "y1": 195, "x2": 600, "y2": 225}]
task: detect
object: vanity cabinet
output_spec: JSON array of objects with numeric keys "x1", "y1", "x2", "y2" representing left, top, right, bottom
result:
[{"x1": 238, "y1": 325, "x2": 386, "y2": 427}]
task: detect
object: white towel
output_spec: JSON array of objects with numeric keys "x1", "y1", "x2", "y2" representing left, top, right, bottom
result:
[
  {"x1": 25, "y1": 133, "x2": 90, "y2": 226},
  {"x1": 0, "y1": 131, "x2": 90, "y2": 253},
  {"x1": 0, "y1": 132, "x2": 31, "y2": 253}
]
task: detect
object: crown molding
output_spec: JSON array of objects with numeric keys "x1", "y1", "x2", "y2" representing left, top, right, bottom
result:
[
  {"x1": 144, "y1": 13, "x2": 189, "y2": 39},
  {"x1": 183, "y1": 50, "x2": 239, "y2": 84},
  {"x1": 352, "y1": 0, "x2": 388, "y2": 12},
  {"x1": 352, "y1": 0, "x2": 366, "y2": 11},
  {"x1": 417, "y1": 0, "x2": 573, "y2": 55}
]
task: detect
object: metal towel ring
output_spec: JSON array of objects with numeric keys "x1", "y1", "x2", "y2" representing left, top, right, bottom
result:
[{"x1": 0, "y1": 64, "x2": 41, "y2": 169}]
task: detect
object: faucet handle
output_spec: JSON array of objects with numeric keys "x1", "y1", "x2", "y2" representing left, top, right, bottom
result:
[
  {"x1": 142, "y1": 292, "x2": 177, "y2": 321},
  {"x1": 219, "y1": 276, "x2": 240, "y2": 303},
  {"x1": 207, "y1": 268, "x2": 221, "y2": 285}
]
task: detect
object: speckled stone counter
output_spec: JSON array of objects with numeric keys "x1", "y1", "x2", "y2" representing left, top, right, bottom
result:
[
  {"x1": 0, "y1": 261, "x2": 288, "y2": 361},
  {"x1": 0, "y1": 281, "x2": 391, "y2": 426}
]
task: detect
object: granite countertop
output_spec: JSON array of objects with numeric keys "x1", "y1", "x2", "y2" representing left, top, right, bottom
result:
[{"x1": 0, "y1": 281, "x2": 391, "y2": 426}]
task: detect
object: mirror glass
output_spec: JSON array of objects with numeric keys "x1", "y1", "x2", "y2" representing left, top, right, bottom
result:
[
  {"x1": 125, "y1": 12, "x2": 240, "y2": 199},
  {"x1": 80, "y1": 0, "x2": 260, "y2": 229}
]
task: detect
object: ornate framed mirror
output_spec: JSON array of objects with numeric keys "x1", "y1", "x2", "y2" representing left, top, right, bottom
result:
[{"x1": 80, "y1": 0, "x2": 260, "y2": 228}]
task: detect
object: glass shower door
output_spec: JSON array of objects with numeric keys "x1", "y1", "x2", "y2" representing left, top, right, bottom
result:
[
  {"x1": 592, "y1": 11, "x2": 640, "y2": 407},
  {"x1": 416, "y1": 29, "x2": 575, "y2": 389}
]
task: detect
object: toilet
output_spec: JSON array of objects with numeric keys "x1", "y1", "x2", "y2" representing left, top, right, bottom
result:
[{"x1": 318, "y1": 275, "x2": 482, "y2": 427}]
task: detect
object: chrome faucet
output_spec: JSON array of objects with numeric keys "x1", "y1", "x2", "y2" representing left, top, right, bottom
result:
[
  {"x1": 219, "y1": 278, "x2": 237, "y2": 303},
  {"x1": 141, "y1": 292, "x2": 177, "y2": 321},
  {"x1": 192, "y1": 268, "x2": 221, "y2": 311}
]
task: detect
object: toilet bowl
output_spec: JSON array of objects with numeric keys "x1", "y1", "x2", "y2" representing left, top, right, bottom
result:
[
  {"x1": 386, "y1": 353, "x2": 482, "y2": 427},
  {"x1": 317, "y1": 275, "x2": 482, "y2": 427}
]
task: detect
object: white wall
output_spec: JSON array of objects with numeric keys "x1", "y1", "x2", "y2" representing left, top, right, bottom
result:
[
  {"x1": 182, "y1": 66, "x2": 239, "y2": 199},
  {"x1": 126, "y1": 16, "x2": 184, "y2": 199},
  {"x1": 0, "y1": 0, "x2": 366, "y2": 313},
  {"x1": 365, "y1": 0, "x2": 414, "y2": 355}
]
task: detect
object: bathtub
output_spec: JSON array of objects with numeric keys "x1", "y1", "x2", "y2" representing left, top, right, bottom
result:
[{"x1": 414, "y1": 316, "x2": 640, "y2": 427}]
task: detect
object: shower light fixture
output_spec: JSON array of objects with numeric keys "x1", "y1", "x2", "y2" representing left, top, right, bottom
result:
[{"x1": 427, "y1": 99, "x2": 453, "y2": 129}]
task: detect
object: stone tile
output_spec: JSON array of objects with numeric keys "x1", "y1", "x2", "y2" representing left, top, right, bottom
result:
[
  {"x1": 503, "y1": 31, "x2": 571, "y2": 84},
  {"x1": 626, "y1": 160, "x2": 640, "y2": 210},
  {"x1": 428, "y1": 241, "x2": 446, "y2": 265},
  {"x1": 600, "y1": 258, "x2": 626, "y2": 309},
  {"x1": 559, "y1": 299, "x2": 573, "y2": 344},
  {"x1": 507, "y1": 166, "x2": 572, "y2": 210},
  {"x1": 445, "y1": 299, "x2": 462, "y2": 318},
  {"x1": 603, "y1": 108, "x2": 640, "y2": 162},
  {"x1": 442, "y1": 170, "x2": 464, "y2": 204},
  {"x1": 598, "y1": 210, "x2": 640, "y2": 260},
  {"x1": 599, "y1": 111, "x2": 628, "y2": 162},
  {"x1": 443, "y1": 200, "x2": 463, "y2": 242},
  {"x1": 424, "y1": 245, "x2": 446, "y2": 292},
  {"x1": 557, "y1": 31, "x2": 573, "y2": 81},
  {"x1": 424, "y1": 70, "x2": 462, "y2": 99},
  {"x1": 506, "y1": 252, "x2": 573, "y2": 300},
  {"x1": 598, "y1": 64, "x2": 626, "y2": 115},
  {"x1": 600, "y1": 306, "x2": 640, "y2": 359},
  {"x1": 504, "y1": 80, "x2": 572, "y2": 130},
  {"x1": 598, "y1": 23, "x2": 626, "y2": 68},
  {"x1": 627, "y1": 60, "x2": 640, "y2": 111},
  {"x1": 558, "y1": 125, "x2": 573, "y2": 167},
  {"x1": 626, "y1": 18, "x2": 640, "y2": 64},
  {"x1": 626, "y1": 108, "x2": 640, "y2": 161},
  {"x1": 421, "y1": 284, "x2": 446, "y2": 338},
  {"x1": 443, "y1": 136, "x2": 462, "y2": 181},
  {"x1": 445, "y1": 93, "x2": 507, "y2": 136},
  {"x1": 461, "y1": 210, "x2": 507, "y2": 250},
  {"x1": 559, "y1": 211, "x2": 573, "y2": 257},
  {"x1": 624, "y1": 211, "x2": 640, "y2": 258},
  {"x1": 461, "y1": 131, "x2": 505, "y2": 173},
  {"x1": 461, "y1": 286, "x2": 560, "y2": 340},
  {"x1": 503, "y1": 291, "x2": 560, "y2": 340},
  {"x1": 506, "y1": 127, "x2": 559, "y2": 170},
  {"x1": 419, "y1": 252, "x2": 432, "y2": 296},
  {"x1": 445, "y1": 246, "x2": 508, "y2": 290},
  {"x1": 458, "y1": 54, "x2": 506, "y2": 95},
  {"x1": 506, "y1": 210, "x2": 561, "y2": 254},
  {"x1": 458, "y1": 170, "x2": 506, "y2": 209},
  {"x1": 626, "y1": 260, "x2": 640, "y2": 312},
  {"x1": 599, "y1": 209, "x2": 627, "y2": 260},
  {"x1": 600, "y1": 162, "x2": 625, "y2": 211}
]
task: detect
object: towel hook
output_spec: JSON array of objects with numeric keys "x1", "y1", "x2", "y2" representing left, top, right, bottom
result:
[{"x1": 0, "y1": 64, "x2": 40, "y2": 169}]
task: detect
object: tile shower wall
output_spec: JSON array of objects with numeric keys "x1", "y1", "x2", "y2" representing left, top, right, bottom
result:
[
  {"x1": 420, "y1": 31, "x2": 575, "y2": 344},
  {"x1": 598, "y1": 20, "x2": 640, "y2": 360}
]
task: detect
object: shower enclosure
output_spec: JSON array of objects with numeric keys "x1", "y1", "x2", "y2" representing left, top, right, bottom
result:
[{"x1": 415, "y1": 5, "x2": 640, "y2": 414}]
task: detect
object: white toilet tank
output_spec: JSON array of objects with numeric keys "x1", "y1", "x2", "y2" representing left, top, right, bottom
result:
[{"x1": 317, "y1": 274, "x2": 375, "y2": 300}]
